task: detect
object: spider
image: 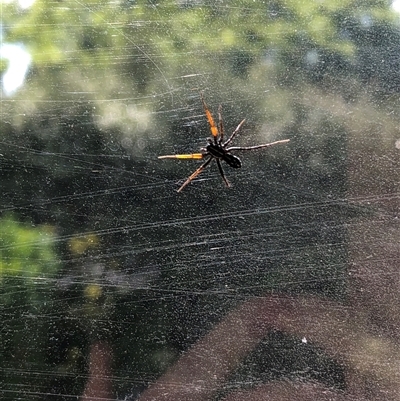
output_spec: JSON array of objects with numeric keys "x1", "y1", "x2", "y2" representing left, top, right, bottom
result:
[{"x1": 158, "y1": 94, "x2": 290, "y2": 192}]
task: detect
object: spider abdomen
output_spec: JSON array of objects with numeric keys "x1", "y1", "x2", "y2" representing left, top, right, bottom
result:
[
  {"x1": 223, "y1": 153, "x2": 241, "y2": 168},
  {"x1": 206, "y1": 143, "x2": 241, "y2": 168}
]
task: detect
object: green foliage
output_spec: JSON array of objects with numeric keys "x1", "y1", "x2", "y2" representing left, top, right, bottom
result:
[
  {"x1": 0, "y1": 214, "x2": 59, "y2": 283},
  {"x1": 3, "y1": 0, "x2": 399, "y2": 141},
  {"x1": 0, "y1": 58, "x2": 8, "y2": 74},
  {"x1": 0, "y1": 215, "x2": 63, "y2": 399}
]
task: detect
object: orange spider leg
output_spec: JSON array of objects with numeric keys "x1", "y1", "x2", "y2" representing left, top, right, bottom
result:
[
  {"x1": 201, "y1": 93, "x2": 218, "y2": 139},
  {"x1": 158, "y1": 153, "x2": 204, "y2": 160}
]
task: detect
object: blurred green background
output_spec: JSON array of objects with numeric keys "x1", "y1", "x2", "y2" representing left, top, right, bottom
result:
[{"x1": 2, "y1": 0, "x2": 400, "y2": 399}]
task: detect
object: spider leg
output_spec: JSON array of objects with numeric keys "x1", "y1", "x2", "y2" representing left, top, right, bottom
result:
[
  {"x1": 216, "y1": 159, "x2": 230, "y2": 187},
  {"x1": 201, "y1": 93, "x2": 219, "y2": 143},
  {"x1": 218, "y1": 105, "x2": 224, "y2": 144},
  {"x1": 177, "y1": 156, "x2": 213, "y2": 192},
  {"x1": 226, "y1": 139, "x2": 290, "y2": 152},
  {"x1": 158, "y1": 153, "x2": 204, "y2": 160},
  {"x1": 223, "y1": 119, "x2": 246, "y2": 147}
]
